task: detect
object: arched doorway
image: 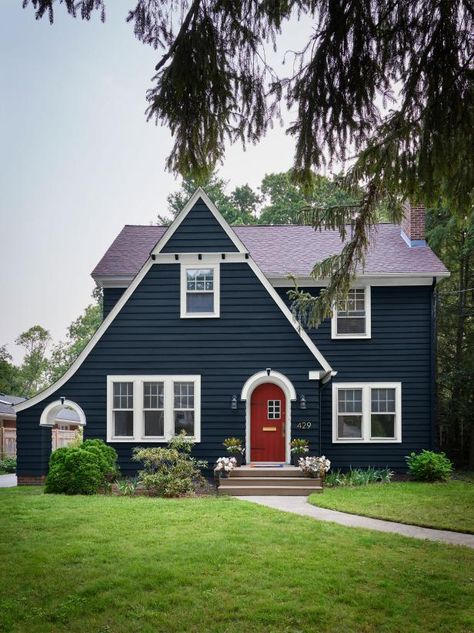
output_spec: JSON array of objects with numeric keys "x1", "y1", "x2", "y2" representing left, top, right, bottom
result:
[
  {"x1": 250, "y1": 383, "x2": 286, "y2": 462},
  {"x1": 40, "y1": 400, "x2": 86, "y2": 450},
  {"x1": 241, "y1": 370, "x2": 296, "y2": 464}
]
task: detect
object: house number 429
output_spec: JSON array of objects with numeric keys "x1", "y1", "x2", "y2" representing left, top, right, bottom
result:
[{"x1": 296, "y1": 421, "x2": 312, "y2": 430}]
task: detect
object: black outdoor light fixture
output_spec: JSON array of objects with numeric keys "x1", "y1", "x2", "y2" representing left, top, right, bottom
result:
[
  {"x1": 231, "y1": 395, "x2": 238, "y2": 410},
  {"x1": 60, "y1": 396, "x2": 65, "y2": 405},
  {"x1": 266, "y1": 367, "x2": 271, "y2": 376},
  {"x1": 300, "y1": 394, "x2": 307, "y2": 410}
]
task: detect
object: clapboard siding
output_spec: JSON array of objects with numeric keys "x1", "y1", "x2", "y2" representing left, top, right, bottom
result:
[
  {"x1": 161, "y1": 201, "x2": 239, "y2": 252},
  {"x1": 16, "y1": 262, "x2": 322, "y2": 477},
  {"x1": 103, "y1": 287, "x2": 125, "y2": 318},
  {"x1": 277, "y1": 285, "x2": 434, "y2": 470}
]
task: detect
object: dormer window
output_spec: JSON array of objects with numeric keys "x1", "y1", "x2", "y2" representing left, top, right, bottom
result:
[
  {"x1": 180, "y1": 264, "x2": 220, "y2": 318},
  {"x1": 331, "y1": 287, "x2": 371, "y2": 339}
]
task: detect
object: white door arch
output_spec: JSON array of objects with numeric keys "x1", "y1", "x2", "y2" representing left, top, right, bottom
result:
[
  {"x1": 40, "y1": 399, "x2": 87, "y2": 427},
  {"x1": 240, "y1": 370, "x2": 296, "y2": 464}
]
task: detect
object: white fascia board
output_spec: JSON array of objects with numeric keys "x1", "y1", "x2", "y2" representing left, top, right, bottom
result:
[
  {"x1": 246, "y1": 258, "x2": 332, "y2": 374},
  {"x1": 93, "y1": 275, "x2": 134, "y2": 288},
  {"x1": 270, "y1": 272, "x2": 450, "y2": 287},
  {"x1": 151, "y1": 188, "x2": 249, "y2": 255},
  {"x1": 14, "y1": 258, "x2": 155, "y2": 414}
]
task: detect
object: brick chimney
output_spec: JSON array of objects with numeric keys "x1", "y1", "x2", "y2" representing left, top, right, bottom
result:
[{"x1": 401, "y1": 201, "x2": 426, "y2": 247}]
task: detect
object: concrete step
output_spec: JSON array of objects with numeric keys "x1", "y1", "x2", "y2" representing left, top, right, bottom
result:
[
  {"x1": 230, "y1": 467, "x2": 303, "y2": 478},
  {"x1": 220, "y1": 485, "x2": 323, "y2": 496},
  {"x1": 220, "y1": 476, "x2": 322, "y2": 487}
]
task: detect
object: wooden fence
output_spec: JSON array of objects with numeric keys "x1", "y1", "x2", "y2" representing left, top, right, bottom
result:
[{"x1": 0, "y1": 427, "x2": 77, "y2": 458}]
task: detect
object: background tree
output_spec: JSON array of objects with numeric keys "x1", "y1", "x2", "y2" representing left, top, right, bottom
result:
[
  {"x1": 0, "y1": 346, "x2": 22, "y2": 395},
  {"x1": 24, "y1": 0, "x2": 474, "y2": 322},
  {"x1": 47, "y1": 291, "x2": 103, "y2": 384},
  {"x1": 15, "y1": 326, "x2": 51, "y2": 397},
  {"x1": 427, "y1": 208, "x2": 474, "y2": 467}
]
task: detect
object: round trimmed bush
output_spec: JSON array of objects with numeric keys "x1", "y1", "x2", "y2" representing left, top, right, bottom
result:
[
  {"x1": 45, "y1": 439, "x2": 117, "y2": 495},
  {"x1": 406, "y1": 450, "x2": 453, "y2": 482}
]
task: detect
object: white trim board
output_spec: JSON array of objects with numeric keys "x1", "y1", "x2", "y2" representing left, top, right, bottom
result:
[{"x1": 151, "y1": 188, "x2": 249, "y2": 255}]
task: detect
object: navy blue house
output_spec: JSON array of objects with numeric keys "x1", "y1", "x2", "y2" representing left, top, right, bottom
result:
[{"x1": 15, "y1": 190, "x2": 449, "y2": 482}]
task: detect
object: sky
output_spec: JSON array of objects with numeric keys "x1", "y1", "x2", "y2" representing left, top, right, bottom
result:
[{"x1": 0, "y1": 1, "x2": 314, "y2": 363}]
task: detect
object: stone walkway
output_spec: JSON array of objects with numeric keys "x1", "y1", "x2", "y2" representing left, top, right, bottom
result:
[
  {"x1": 0, "y1": 474, "x2": 17, "y2": 488},
  {"x1": 238, "y1": 495, "x2": 474, "y2": 549}
]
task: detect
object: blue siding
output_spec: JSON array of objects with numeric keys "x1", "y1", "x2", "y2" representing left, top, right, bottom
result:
[
  {"x1": 103, "y1": 287, "x2": 125, "y2": 318},
  {"x1": 17, "y1": 263, "x2": 322, "y2": 478},
  {"x1": 161, "y1": 200, "x2": 239, "y2": 252},
  {"x1": 278, "y1": 285, "x2": 435, "y2": 470}
]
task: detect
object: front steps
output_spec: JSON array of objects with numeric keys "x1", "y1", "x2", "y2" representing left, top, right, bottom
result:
[{"x1": 218, "y1": 465, "x2": 323, "y2": 496}]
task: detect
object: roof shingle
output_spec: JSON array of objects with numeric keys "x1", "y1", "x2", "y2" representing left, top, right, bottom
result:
[{"x1": 91, "y1": 223, "x2": 448, "y2": 279}]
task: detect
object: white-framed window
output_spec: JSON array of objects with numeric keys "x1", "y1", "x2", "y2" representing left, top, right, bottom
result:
[
  {"x1": 107, "y1": 375, "x2": 201, "y2": 442},
  {"x1": 267, "y1": 400, "x2": 281, "y2": 419},
  {"x1": 180, "y1": 264, "x2": 220, "y2": 318},
  {"x1": 331, "y1": 286, "x2": 371, "y2": 339},
  {"x1": 332, "y1": 382, "x2": 402, "y2": 443}
]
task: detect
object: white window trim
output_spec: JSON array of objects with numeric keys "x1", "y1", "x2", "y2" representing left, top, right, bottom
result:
[
  {"x1": 107, "y1": 375, "x2": 201, "y2": 443},
  {"x1": 180, "y1": 263, "x2": 220, "y2": 318},
  {"x1": 332, "y1": 382, "x2": 402, "y2": 443},
  {"x1": 331, "y1": 286, "x2": 371, "y2": 340}
]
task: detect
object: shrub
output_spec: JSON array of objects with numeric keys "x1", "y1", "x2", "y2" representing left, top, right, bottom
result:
[
  {"x1": 0, "y1": 456, "x2": 16, "y2": 473},
  {"x1": 223, "y1": 437, "x2": 244, "y2": 454},
  {"x1": 406, "y1": 450, "x2": 453, "y2": 482},
  {"x1": 290, "y1": 439, "x2": 309, "y2": 455},
  {"x1": 325, "y1": 467, "x2": 394, "y2": 487},
  {"x1": 45, "y1": 439, "x2": 118, "y2": 495},
  {"x1": 117, "y1": 478, "x2": 138, "y2": 496},
  {"x1": 133, "y1": 433, "x2": 207, "y2": 497}
]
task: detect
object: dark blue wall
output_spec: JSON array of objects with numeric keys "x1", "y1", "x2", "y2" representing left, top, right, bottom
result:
[
  {"x1": 103, "y1": 288, "x2": 125, "y2": 318},
  {"x1": 17, "y1": 263, "x2": 323, "y2": 477},
  {"x1": 161, "y1": 200, "x2": 239, "y2": 252},
  {"x1": 278, "y1": 285, "x2": 435, "y2": 470}
]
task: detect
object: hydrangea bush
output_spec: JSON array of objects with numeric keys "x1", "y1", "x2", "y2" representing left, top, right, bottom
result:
[{"x1": 214, "y1": 457, "x2": 237, "y2": 475}]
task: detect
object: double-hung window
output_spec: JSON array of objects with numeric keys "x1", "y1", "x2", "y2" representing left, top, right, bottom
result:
[
  {"x1": 181, "y1": 265, "x2": 220, "y2": 318},
  {"x1": 107, "y1": 376, "x2": 201, "y2": 442},
  {"x1": 333, "y1": 382, "x2": 402, "y2": 443},
  {"x1": 332, "y1": 287, "x2": 371, "y2": 339}
]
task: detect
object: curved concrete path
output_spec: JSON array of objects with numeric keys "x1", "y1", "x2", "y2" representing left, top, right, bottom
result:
[{"x1": 238, "y1": 495, "x2": 474, "y2": 549}]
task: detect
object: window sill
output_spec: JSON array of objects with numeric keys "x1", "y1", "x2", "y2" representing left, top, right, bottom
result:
[
  {"x1": 332, "y1": 438, "x2": 402, "y2": 444},
  {"x1": 180, "y1": 313, "x2": 219, "y2": 319},
  {"x1": 331, "y1": 334, "x2": 371, "y2": 340}
]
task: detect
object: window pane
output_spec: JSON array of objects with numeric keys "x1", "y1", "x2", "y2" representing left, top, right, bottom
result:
[
  {"x1": 174, "y1": 382, "x2": 194, "y2": 409},
  {"x1": 338, "y1": 415, "x2": 363, "y2": 438},
  {"x1": 337, "y1": 317, "x2": 366, "y2": 334},
  {"x1": 143, "y1": 382, "x2": 164, "y2": 409},
  {"x1": 338, "y1": 389, "x2": 362, "y2": 413},
  {"x1": 186, "y1": 293, "x2": 214, "y2": 313},
  {"x1": 337, "y1": 289, "x2": 366, "y2": 315},
  {"x1": 114, "y1": 410, "x2": 133, "y2": 436},
  {"x1": 113, "y1": 382, "x2": 133, "y2": 409},
  {"x1": 371, "y1": 414, "x2": 395, "y2": 438},
  {"x1": 371, "y1": 388, "x2": 396, "y2": 413},
  {"x1": 186, "y1": 269, "x2": 213, "y2": 291},
  {"x1": 174, "y1": 410, "x2": 194, "y2": 435},
  {"x1": 268, "y1": 400, "x2": 281, "y2": 419},
  {"x1": 144, "y1": 410, "x2": 164, "y2": 436}
]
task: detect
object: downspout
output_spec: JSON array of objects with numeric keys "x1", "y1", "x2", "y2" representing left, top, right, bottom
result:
[
  {"x1": 431, "y1": 277, "x2": 438, "y2": 450},
  {"x1": 319, "y1": 370, "x2": 336, "y2": 454}
]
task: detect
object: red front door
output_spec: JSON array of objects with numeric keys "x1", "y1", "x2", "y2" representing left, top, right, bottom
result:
[{"x1": 250, "y1": 383, "x2": 286, "y2": 462}]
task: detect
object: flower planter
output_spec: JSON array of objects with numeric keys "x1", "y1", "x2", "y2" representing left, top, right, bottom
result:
[
  {"x1": 292, "y1": 453, "x2": 304, "y2": 467},
  {"x1": 230, "y1": 453, "x2": 243, "y2": 467}
]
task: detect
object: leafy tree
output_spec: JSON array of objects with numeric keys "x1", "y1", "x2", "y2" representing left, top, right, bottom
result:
[
  {"x1": 15, "y1": 326, "x2": 51, "y2": 397},
  {"x1": 0, "y1": 346, "x2": 22, "y2": 395},
  {"x1": 427, "y1": 208, "x2": 474, "y2": 467},
  {"x1": 23, "y1": 0, "x2": 474, "y2": 323},
  {"x1": 47, "y1": 294, "x2": 102, "y2": 384},
  {"x1": 259, "y1": 172, "x2": 358, "y2": 225},
  {"x1": 162, "y1": 173, "x2": 258, "y2": 224}
]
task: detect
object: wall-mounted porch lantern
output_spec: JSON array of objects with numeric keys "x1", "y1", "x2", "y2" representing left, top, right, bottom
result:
[
  {"x1": 299, "y1": 394, "x2": 307, "y2": 410},
  {"x1": 231, "y1": 395, "x2": 238, "y2": 410}
]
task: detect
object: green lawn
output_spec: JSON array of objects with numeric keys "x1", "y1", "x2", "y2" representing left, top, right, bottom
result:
[
  {"x1": 309, "y1": 479, "x2": 474, "y2": 533},
  {"x1": 0, "y1": 489, "x2": 473, "y2": 633}
]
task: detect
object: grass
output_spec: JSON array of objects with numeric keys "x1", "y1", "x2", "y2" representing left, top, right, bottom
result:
[
  {"x1": 309, "y1": 478, "x2": 474, "y2": 533},
  {"x1": 0, "y1": 489, "x2": 473, "y2": 633}
]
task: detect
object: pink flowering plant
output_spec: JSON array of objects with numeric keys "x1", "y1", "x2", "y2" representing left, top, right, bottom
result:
[
  {"x1": 298, "y1": 455, "x2": 331, "y2": 478},
  {"x1": 214, "y1": 456, "x2": 237, "y2": 476}
]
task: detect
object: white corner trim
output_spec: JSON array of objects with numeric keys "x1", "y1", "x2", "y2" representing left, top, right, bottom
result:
[
  {"x1": 180, "y1": 262, "x2": 220, "y2": 318},
  {"x1": 240, "y1": 370, "x2": 297, "y2": 401},
  {"x1": 331, "y1": 286, "x2": 371, "y2": 340},
  {"x1": 40, "y1": 400, "x2": 87, "y2": 427},
  {"x1": 332, "y1": 381, "x2": 402, "y2": 443},
  {"x1": 151, "y1": 188, "x2": 249, "y2": 255},
  {"x1": 14, "y1": 258, "x2": 155, "y2": 414},
  {"x1": 246, "y1": 258, "x2": 332, "y2": 373}
]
